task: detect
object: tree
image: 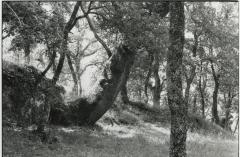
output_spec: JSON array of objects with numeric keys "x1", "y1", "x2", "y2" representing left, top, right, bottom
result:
[{"x1": 167, "y1": 2, "x2": 187, "y2": 157}]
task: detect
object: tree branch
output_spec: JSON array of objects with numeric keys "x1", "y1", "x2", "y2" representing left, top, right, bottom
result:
[
  {"x1": 4, "y1": 2, "x2": 23, "y2": 26},
  {"x1": 66, "y1": 52, "x2": 78, "y2": 85},
  {"x1": 79, "y1": 62, "x2": 103, "y2": 76},
  {"x1": 83, "y1": 49, "x2": 99, "y2": 57},
  {"x1": 80, "y1": 3, "x2": 112, "y2": 58}
]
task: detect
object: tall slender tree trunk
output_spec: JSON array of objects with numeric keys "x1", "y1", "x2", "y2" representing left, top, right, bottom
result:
[
  {"x1": 120, "y1": 49, "x2": 135, "y2": 105},
  {"x1": 224, "y1": 89, "x2": 232, "y2": 129},
  {"x1": 144, "y1": 53, "x2": 153, "y2": 103},
  {"x1": 184, "y1": 30, "x2": 197, "y2": 106},
  {"x1": 198, "y1": 61, "x2": 206, "y2": 118},
  {"x1": 167, "y1": 2, "x2": 187, "y2": 157},
  {"x1": 233, "y1": 117, "x2": 239, "y2": 134},
  {"x1": 210, "y1": 61, "x2": 220, "y2": 124},
  {"x1": 66, "y1": 52, "x2": 79, "y2": 97},
  {"x1": 152, "y1": 51, "x2": 161, "y2": 108},
  {"x1": 25, "y1": 55, "x2": 30, "y2": 65},
  {"x1": 121, "y1": 84, "x2": 130, "y2": 104},
  {"x1": 52, "y1": 1, "x2": 82, "y2": 85},
  {"x1": 192, "y1": 94, "x2": 197, "y2": 114},
  {"x1": 52, "y1": 32, "x2": 68, "y2": 84},
  {"x1": 24, "y1": 43, "x2": 31, "y2": 65}
]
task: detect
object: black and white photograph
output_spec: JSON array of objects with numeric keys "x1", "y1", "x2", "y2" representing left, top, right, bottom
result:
[{"x1": 1, "y1": 1, "x2": 239, "y2": 157}]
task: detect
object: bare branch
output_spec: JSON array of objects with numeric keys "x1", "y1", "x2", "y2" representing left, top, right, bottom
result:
[
  {"x1": 82, "y1": 40, "x2": 97, "y2": 53},
  {"x1": 66, "y1": 52, "x2": 78, "y2": 85},
  {"x1": 79, "y1": 62, "x2": 103, "y2": 76},
  {"x1": 80, "y1": 3, "x2": 112, "y2": 58},
  {"x1": 4, "y1": 2, "x2": 23, "y2": 26},
  {"x1": 83, "y1": 49, "x2": 99, "y2": 57}
]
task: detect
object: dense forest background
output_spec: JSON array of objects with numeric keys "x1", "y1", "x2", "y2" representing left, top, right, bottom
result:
[{"x1": 2, "y1": 2, "x2": 239, "y2": 157}]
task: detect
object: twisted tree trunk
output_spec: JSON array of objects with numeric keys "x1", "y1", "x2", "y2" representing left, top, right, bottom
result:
[
  {"x1": 86, "y1": 45, "x2": 135, "y2": 125},
  {"x1": 167, "y1": 2, "x2": 187, "y2": 157}
]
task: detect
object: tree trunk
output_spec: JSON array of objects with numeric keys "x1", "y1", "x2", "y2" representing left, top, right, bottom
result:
[
  {"x1": 52, "y1": 32, "x2": 68, "y2": 85},
  {"x1": 52, "y1": 1, "x2": 81, "y2": 85},
  {"x1": 24, "y1": 43, "x2": 31, "y2": 65},
  {"x1": 211, "y1": 61, "x2": 220, "y2": 124},
  {"x1": 120, "y1": 48, "x2": 135, "y2": 104},
  {"x1": 85, "y1": 45, "x2": 135, "y2": 125},
  {"x1": 144, "y1": 53, "x2": 153, "y2": 103},
  {"x1": 224, "y1": 89, "x2": 232, "y2": 129},
  {"x1": 35, "y1": 49, "x2": 57, "y2": 86},
  {"x1": 25, "y1": 55, "x2": 30, "y2": 65},
  {"x1": 152, "y1": 51, "x2": 161, "y2": 108},
  {"x1": 192, "y1": 94, "x2": 197, "y2": 114},
  {"x1": 184, "y1": 30, "x2": 198, "y2": 106},
  {"x1": 66, "y1": 52, "x2": 79, "y2": 97},
  {"x1": 167, "y1": 2, "x2": 187, "y2": 157},
  {"x1": 184, "y1": 81, "x2": 191, "y2": 106},
  {"x1": 198, "y1": 62, "x2": 206, "y2": 118},
  {"x1": 121, "y1": 84, "x2": 130, "y2": 104},
  {"x1": 233, "y1": 117, "x2": 239, "y2": 134},
  {"x1": 212, "y1": 80, "x2": 220, "y2": 124}
]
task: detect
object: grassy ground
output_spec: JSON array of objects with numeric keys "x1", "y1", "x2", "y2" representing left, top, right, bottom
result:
[{"x1": 3, "y1": 120, "x2": 238, "y2": 157}]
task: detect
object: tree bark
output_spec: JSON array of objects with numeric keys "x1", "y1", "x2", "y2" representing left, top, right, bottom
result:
[
  {"x1": 167, "y1": 2, "x2": 187, "y2": 157},
  {"x1": 66, "y1": 52, "x2": 79, "y2": 97},
  {"x1": 144, "y1": 53, "x2": 153, "y2": 103},
  {"x1": 121, "y1": 84, "x2": 130, "y2": 104},
  {"x1": 224, "y1": 88, "x2": 233, "y2": 129},
  {"x1": 192, "y1": 94, "x2": 197, "y2": 114},
  {"x1": 35, "y1": 49, "x2": 57, "y2": 86},
  {"x1": 198, "y1": 61, "x2": 206, "y2": 118},
  {"x1": 184, "y1": 30, "x2": 198, "y2": 106},
  {"x1": 120, "y1": 49, "x2": 135, "y2": 104},
  {"x1": 52, "y1": 32, "x2": 68, "y2": 84},
  {"x1": 152, "y1": 51, "x2": 161, "y2": 108},
  {"x1": 86, "y1": 45, "x2": 135, "y2": 125},
  {"x1": 210, "y1": 61, "x2": 220, "y2": 124},
  {"x1": 52, "y1": 2, "x2": 82, "y2": 85},
  {"x1": 233, "y1": 117, "x2": 239, "y2": 134}
]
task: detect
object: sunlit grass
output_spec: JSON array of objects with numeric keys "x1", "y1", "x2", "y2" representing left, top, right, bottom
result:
[{"x1": 3, "y1": 121, "x2": 238, "y2": 157}]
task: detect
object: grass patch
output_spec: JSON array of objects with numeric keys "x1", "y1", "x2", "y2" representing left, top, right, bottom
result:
[{"x1": 3, "y1": 121, "x2": 238, "y2": 157}]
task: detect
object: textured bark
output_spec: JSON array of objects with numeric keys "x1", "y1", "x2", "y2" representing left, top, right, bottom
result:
[
  {"x1": 233, "y1": 117, "x2": 239, "y2": 134},
  {"x1": 35, "y1": 49, "x2": 57, "y2": 86},
  {"x1": 167, "y1": 2, "x2": 187, "y2": 157},
  {"x1": 120, "y1": 51, "x2": 135, "y2": 104},
  {"x1": 66, "y1": 52, "x2": 79, "y2": 97},
  {"x1": 192, "y1": 94, "x2": 197, "y2": 114},
  {"x1": 52, "y1": 2, "x2": 82, "y2": 85},
  {"x1": 144, "y1": 53, "x2": 154, "y2": 103},
  {"x1": 24, "y1": 43, "x2": 31, "y2": 64},
  {"x1": 184, "y1": 66, "x2": 196, "y2": 106},
  {"x1": 52, "y1": 32, "x2": 68, "y2": 85},
  {"x1": 86, "y1": 45, "x2": 135, "y2": 125},
  {"x1": 210, "y1": 61, "x2": 220, "y2": 124},
  {"x1": 198, "y1": 61, "x2": 206, "y2": 118},
  {"x1": 81, "y1": 4, "x2": 112, "y2": 58},
  {"x1": 152, "y1": 51, "x2": 161, "y2": 108},
  {"x1": 224, "y1": 89, "x2": 233, "y2": 129},
  {"x1": 184, "y1": 30, "x2": 198, "y2": 105}
]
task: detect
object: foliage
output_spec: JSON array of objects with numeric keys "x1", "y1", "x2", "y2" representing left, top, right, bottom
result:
[{"x1": 2, "y1": 61, "x2": 65, "y2": 126}]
